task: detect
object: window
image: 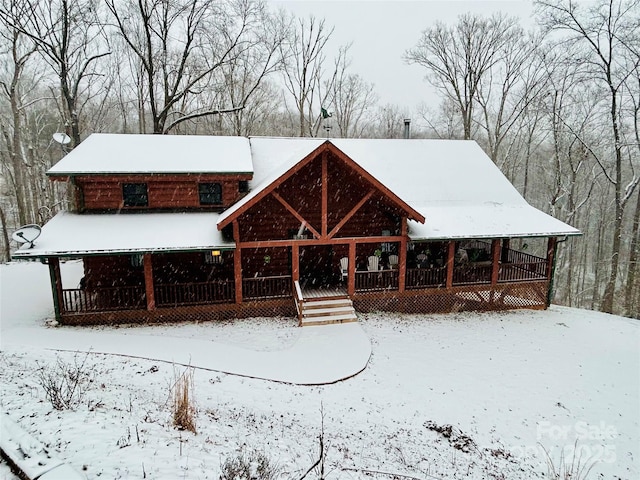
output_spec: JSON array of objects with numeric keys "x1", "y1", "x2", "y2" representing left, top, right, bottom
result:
[
  {"x1": 199, "y1": 183, "x2": 222, "y2": 205},
  {"x1": 238, "y1": 180, "x2": 249, "y2": 193},
  {"x1": 123, "y1": 183, "x2": 148, "y2": 207}
]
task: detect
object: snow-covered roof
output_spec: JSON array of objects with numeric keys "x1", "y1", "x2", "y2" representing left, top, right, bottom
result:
[
  {"x1": 47, "y1": 133, "x2": 253, "y2": 176},
  {"x1": 13, "y1": 211, "x2": 234, "y2": 258},
  {"x1": 39, "y1": 134, "x2": 578, "y2": 245},
  {"x1": 217, "y1": 138, "x2": 325, "y2": 225},
  {"x1": 220, "y1": 137, "x2": 579, "y2": 239}
]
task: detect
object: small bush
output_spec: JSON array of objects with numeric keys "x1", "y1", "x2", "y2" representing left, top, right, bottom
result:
[
  {"x1": 220, "y1": 448, "x2": 280, "y2": 480},
  {"x1": 172, "y1": 367, "x2": 196, "y2": 433},
  {"x1": 36, "y1": 351, "x2": 93, "y2": 410}
]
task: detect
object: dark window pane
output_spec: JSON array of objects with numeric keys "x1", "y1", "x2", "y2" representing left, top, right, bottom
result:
[
  {"x1": 239, "y1": 180, "x2": 249, "y2": 193},
  {"x1": 199, "y1": 183, "x2": 222, "y2": 205},
  {"x1": 123, "y1": 183, "x2": 148, "y2": 207}
]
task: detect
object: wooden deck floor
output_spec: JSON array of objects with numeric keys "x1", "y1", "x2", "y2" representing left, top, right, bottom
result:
[{"x1": 301, "y1": 285, "x2": 348, "y2": 299}]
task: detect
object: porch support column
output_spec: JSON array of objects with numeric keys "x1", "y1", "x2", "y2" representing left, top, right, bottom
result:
[
  {"x1": 348, "y1": 241, "x2": 356, "y2": 296},
  {"x1": 292, "y1": 243, "x2": 300, "y2": 283},
  {"x1": 48, "y1": 257, "x2": 63, "y2": 322},
  {"x1": 143, "y1": 253, "x2": 155, "y2": 311},
  {"x1": 491, "y1": 239, "x2": 501, "y2": 286},
  {"x1": 233, "y1": 221, "x2": 243, "y2": 304},
  {"x1": 446, "y1": 241, "x2": 455, "y2": 289},
  {"x1": 501, "y1": 238, "x2": 511, "y2": 263},
  {"x1": 546, "y1": 237, "x2": 557, "y2": 280},
  {"x1": 546, "y1": 236, "x2": 558, "y2": 308},
  {"x1": 398, "y1": 218, "x2": 407, "y2": 292}
]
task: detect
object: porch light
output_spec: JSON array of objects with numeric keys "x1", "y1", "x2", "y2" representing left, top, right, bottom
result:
[{"x1": 205, "y1": 250, "x2": 223, "y2": 264}]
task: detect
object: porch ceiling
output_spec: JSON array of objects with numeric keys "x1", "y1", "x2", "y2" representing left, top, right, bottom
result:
[{"x1": 12, "y1": 211, "x2": 235, "y2": 258}]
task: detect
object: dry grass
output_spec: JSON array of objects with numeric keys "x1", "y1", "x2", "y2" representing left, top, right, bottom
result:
[{"x1": 172, "y1": 367, "x2": 196, "y2": 433}]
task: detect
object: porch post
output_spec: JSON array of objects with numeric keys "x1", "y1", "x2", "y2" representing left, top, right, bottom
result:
[
  {"x1": 446, "y1": 241, "x2": 455, "y2": 288},
  {"x1": 292, "y1": 243, "x2": 299, "y2": 282},
  {"x1": 143, "y1": 253, "x2": 155, "y2": 311},
  {"x1": 501, "y1": 238, "x2": 511, "y2": 263},
  {"x1": 348, "y1": 241, "x2": 356, "y2": 296},
  {"x1": 233, "y1": 221, "x2": 243, "y2": 304},
  {"x1": 546, "y1": 236, "x2": 558, "y2": 308},
  {"x1": 546, "y1": 237, "x2": 557, "y2": 280},
  {"x1": 48, "y1": 257, "x2": 63, "y2": 322},
  {"x1": 398, "y1": 218, "x2": 407, "y2": 292},
  {"x1": 491, "y1": 239, "x2": 501, "y2": 286}
]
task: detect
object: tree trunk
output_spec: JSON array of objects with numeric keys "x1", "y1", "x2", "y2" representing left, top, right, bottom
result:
[
  {"x1": 0, "y1": 206, "x2": 11, "y2": 263},
  {"x1": 625, "y1": 188, "x2": 640, "y2": 317},
  {"x1": 601, "y1": 85, "x2": 624, "y2": 314}
]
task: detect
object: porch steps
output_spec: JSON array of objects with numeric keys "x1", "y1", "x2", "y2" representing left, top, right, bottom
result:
[{"x1": 299, "y1": 297, "x2": 358, "y2": 326}]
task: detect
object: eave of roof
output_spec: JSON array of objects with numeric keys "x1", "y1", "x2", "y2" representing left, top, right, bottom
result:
[{"x1": 12, "y1": 211, "x2": 234, "y2": 259}]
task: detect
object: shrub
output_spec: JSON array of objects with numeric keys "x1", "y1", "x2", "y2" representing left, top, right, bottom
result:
[
  {"x1": 220, "y1": 448, "x2": 280, "y2": 480},
  {"x1": 36, "y1": 351, "x2": 93, "y2": 410}
]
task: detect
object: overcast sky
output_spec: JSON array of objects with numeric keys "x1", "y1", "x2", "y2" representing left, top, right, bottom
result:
[{"x1": 270, "y1": 0, "x2": 536, "y2": 113}]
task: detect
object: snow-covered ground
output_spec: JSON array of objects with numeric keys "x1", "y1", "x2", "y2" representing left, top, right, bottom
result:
[{"x1": 1, "y1": 261, "x2": 638, "y2": 479}]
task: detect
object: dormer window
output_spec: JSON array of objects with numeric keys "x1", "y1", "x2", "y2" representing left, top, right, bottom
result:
[
  {"x1": 123, "y1": 183, "x2": 148, "y2": 207},
  {"x1": 199, "y1": 182, "x2": 222, "y2": 205},
  {"x1": 239, "y1": 180, "x2": 249, "y2": 193}
]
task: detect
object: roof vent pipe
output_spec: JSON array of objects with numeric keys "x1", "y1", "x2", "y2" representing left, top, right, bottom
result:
[{"x1": 403, "y1": 119, "x2": 411, "y2": 139}]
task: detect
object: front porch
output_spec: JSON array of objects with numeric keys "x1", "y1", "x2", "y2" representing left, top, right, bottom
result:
[{"x1": 48, "y1": 237, "x2": 555, "y2": 325}]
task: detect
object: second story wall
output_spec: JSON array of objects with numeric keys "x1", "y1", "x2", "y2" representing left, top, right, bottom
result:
[{"x1": 75, "y1": 174, "x2": 252, "y2": 211}]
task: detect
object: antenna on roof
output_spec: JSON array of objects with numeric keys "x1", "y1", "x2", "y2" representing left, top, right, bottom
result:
[{"x1": 12, "y1": 224, "x2": 41, "y2": 249}]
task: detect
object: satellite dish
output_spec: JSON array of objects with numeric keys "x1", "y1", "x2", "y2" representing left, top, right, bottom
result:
[
  {"x1": 53, "y1": 132, "x2": 71, "y2": 145},
  {"x1": 12, "y1": 224, "x2": 41, "y2": 249}
]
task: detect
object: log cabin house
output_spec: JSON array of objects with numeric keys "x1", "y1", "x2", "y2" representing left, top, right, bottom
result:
[{"x1": 13, "y1": 134, "x2": 579, "y2": 326}]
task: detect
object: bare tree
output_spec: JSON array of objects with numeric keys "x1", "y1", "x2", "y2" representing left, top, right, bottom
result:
[
  {"x1": 0, "y1": 9, "x2": 38, "y2": 225},
  {"x1": 107, "y1": 0, "x2": 278, "y2": 135},
  {"x1": 624, "y1": 55, "x2": 640, "y2": 316},
  {"x1": 405, "y1": 13, "x2": 519, "y2": 140},
  {"x1": 330, "y1": 65, "x2": 377, "y2": 138},
  {"x1": 280, "y1": 16, "x2": 347, "y2": 137},
  {"x1": 0, "y1": 0, "x2": 111, "y2": 149},
  {"x1": 536, "y1": 0, "x2": 640, "y2": 313},
  {"x1": 365, "y1": 104, "x2": 410, "y2": 139},
  {"x1": 211, "y1": 6, "x2": 289, "y2": 136},
  {"x1": 475, "y1": 28, "x2": 547, "y2": 167}
]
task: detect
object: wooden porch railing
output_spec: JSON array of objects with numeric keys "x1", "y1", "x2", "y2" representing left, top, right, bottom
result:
[
  {"x1": 242, "y1": 275, "x2": 292, "y2": 299},
  {"x1": 453, "y1": 263, "x2": 493, "y2": 285},
  {"x1": 355, "y1": 270, "x2": 399, "y2": 292},
  {"x1": 406, "y1": 267, "x2": 446, "y2": 289},
  {"x1": 498, "y1": 249, "x2": 547, "y2": 282},
  {"x1": 293, "y1": 280, "x2": 304, "y2": 324},
  {"x1": 154, "y1": 280, "x2": 235, "y2": 307},
  {"x1": 62, "y1": 286, "x2": 146, "y2": 313}
]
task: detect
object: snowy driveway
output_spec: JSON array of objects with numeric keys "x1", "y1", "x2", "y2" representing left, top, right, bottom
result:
[{"x1": 1, "y1": 262, "x2": 371, "y2": 385}]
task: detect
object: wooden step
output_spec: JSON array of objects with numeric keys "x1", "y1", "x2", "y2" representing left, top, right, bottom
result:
[
  {"x1": 300, "y1": 313, "x2": 358, "y2": 326},
  {"x1": 302, "y1": 306, "x2": 356, "y2": 318},
  {"x1": 302, "y1": 298, "x2": 352, "y2": 309},
  {"x1": 298, "y1": 296, "x2": 358, "y2": 326}
]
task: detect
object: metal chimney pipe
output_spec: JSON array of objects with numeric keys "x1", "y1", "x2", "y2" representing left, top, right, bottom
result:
[{"x1": 403, "y1": 119, "x2": 411, "y2": 139}]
